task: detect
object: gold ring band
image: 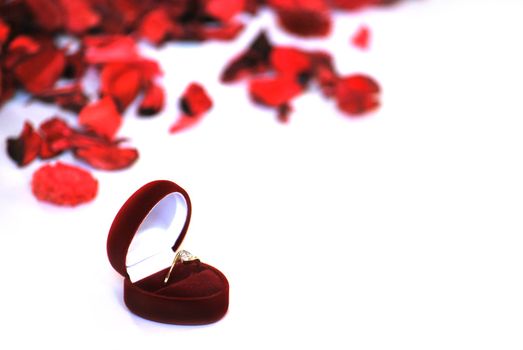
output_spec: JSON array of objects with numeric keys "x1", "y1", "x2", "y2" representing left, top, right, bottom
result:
[{"x1": 163, "y1": 250, "x2": 199, "y2": 284}]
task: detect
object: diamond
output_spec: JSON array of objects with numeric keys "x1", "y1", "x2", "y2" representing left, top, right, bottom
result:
[
  {"x1": 163, "y1": 249, "x2": 199, "y2": 284},
  {"x1": 178, "y1": 250, "x2": 198, "y2": 262}
]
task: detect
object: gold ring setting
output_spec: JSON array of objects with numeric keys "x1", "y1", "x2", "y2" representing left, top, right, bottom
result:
[{"x1": 164, "y1": 250, "x2": 199, "y2": 284}]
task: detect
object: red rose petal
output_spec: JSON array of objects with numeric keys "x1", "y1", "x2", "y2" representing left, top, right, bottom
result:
[
  {"x1": 84, "y1": 35, "x2": 140, "y2": 64},
  {"x1": 138, "y1": 83, "x2": 165, "y2": 117},
  {"x1": 245, "y1": 0, "x2": 262, "y2": 13},
  {"x1": 74, "y1": 144, "x2": 139, "y2": 170},
  {"x1": 38, "y1": 117, "x2": 75, "y2": 155},
  {"x1": 351, "y1": 25, "x2": 370, "y2": 50},
  {"x1": 170, "y1": 83, "x2": 213, "y2": 133},
  {"x1": 4, "y1": 36, "x2": 41, "y2": 70},
  {"x1": 0, "y1": 18, "x2": 10, "y2": 45},
  {"x1": 378, "y1": 0, "x2": 403, "y2": 5},
  {"x1": 271, "y1": 47, "x2": 312, "y2": 79},
  {"x1": 108, "y1": 0, "x2": 141, "y2": 26},
  {"x1": 330, "y1": 0, "x2": 375, "y2": 10},
  {"x1": 99, "y1": 59, "x2": 161, "y2": 111},
  {"x1": 58, "y1": 0, "x2": 100, "y2": 34},
  {"x1": 68, "y1": 132, "x2": 113, "y2": 150},
  {"x1": 277, "y1": 103, "x2": 293, "y2": 123},
  {"x1": 270, "y1": 0, "x2": 331, "y2": 37},
  {"x1": 310, "y1": 50, "x2": 338, "y2": 97},
  {"x1": 7, "y1": 36, "x2": 40, "y2": 56},
  {"x1": 139, "y1": 8, "x2": 173, "y2": 45},
  {"x1": 220, "y1": 31, "x2": 273, "y2": 83},
  {"x1": 24, "y1": 0, "x2": 64, "y2": 32},
  {"x1": 39, "y1": 142, "x2": 62, "y2": 160},
  {"x1": 179, "y1": 82, "x2": 213, "y2": 117},
  {"x1": 78, "y1": 97, "x2": 122, "y2": 139},
  {"x1": 31, "y1": 162, "x2": 98, "y2": 206},
  {"x1": 199, "y1": 21, "x2": 245, "y2": 41},
  {"x1": 0, "y1": 0, "x2": 401, "y2": 205},
  {"x1": 63, "y1": 51, "x2": 88, "y2": 80},
  {"x1": 168, "y1": 115, "x2": 204, "y2": 134},
  {"x1": 249, "y1": 76, "x2": 303, "y2": 107},
  {"x1": 335, "y1": 74, "x2": 381, "y2": 115},
  {"x1": 0, "y1": 70, "x2": 16, "y2": 107},
  {"x1": 100, "y1": 63, "x2": 144, "y2": 111},
  {"x1": 205, "y1": 0, "x2": 246, "y2": 22},
  {"x1": 39, "y1": 117, "x2": 122, "y2": 155},
  {"x1": 92, "y1": 1, "x2": 139, "y2": 34},
  {"x1": 6, "y1": 121, "x2": 42, "y2": 167},
  {"x1": 35, "y1": 85, "x2": 89, "y2": 113},
  {"x1": 13, "y1": 45, "x2": 66, "y2": 94},
  {"x1": 131, "y1": 59, "x2": 163, "y2": 82}
]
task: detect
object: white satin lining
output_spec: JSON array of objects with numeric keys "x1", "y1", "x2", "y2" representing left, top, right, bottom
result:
[{"x1": 126, "y1": 192, "x2": 188, "y2": 282}]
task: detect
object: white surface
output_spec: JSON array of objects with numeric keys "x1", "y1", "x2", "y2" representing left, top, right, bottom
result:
[{"x1": 1, "y1": 1, "x2": 523, "y2": 349}]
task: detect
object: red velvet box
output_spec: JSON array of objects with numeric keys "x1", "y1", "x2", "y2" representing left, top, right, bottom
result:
[{"x1": 107, "y1": 180, "x2": 229, "y2": 325}]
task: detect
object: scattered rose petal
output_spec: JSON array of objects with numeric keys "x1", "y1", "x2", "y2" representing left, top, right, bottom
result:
[
  {"x1": 170, "y1": 83, "x2": 213, "y2": 133},
  {"x1": 205, "y1": 0, "x2": 246, "y2": 22},
  {"x1": 13, "y1": 44, "x2": 65, "y2": 94},
  {"x1": 270, "y1": 0, "x2": 331, "y2": 37},
  {"x1": 0, "y1": 0, "x2": 406, "y2": 205},
  {"x1": 31, "y1": 162, "x2": 98, "y2": 206},
  {"x1": 4, "y1": 36, "x2": 41, "y2": 72},
  {"x1": 222, "y1": 30, "x2": 382, "y2": 121},
  {"x1": 0, "y1": 70, "x2": 15, "y2": 107},
  {"x1": 200, "y1": 21, "x2": 245, "y2": 41},
  {"x1": 249, "y1": 76, "x2": 303, "y2": 108},
  {"x1": 84, "y1": 35, "x2": 139, "y2": 64},
  {"x1": 351, "y1": 25, "x2": 370, "y2": 50},
  {"x1": 0, "y1": 18, "x2": 10, "y2": 45},
  {"x1": 38, "y1": 117, "x2": 75, "y2": 155},
  {"x1": 69, "y1": 131, "x2": 115, "y2": 150},
  {"x1": 138, "y1": 83, "x2": 165, "y2": 117},
  {"x1": 7, "y1": 121, "x2": 42, "y2": 167},
  {"x1": 98, "y1": 59, "x2": 161, "y2": 112},
  {"x1": 179, "y1": 83, "x2": 213, "y2": 117},
  {"x1": 169, "y1": 115, "x2": 203, "y2": 134},
  {"x1": 310, "y1": 51, "x2": 338, "y2": 97},
  {"x1": 220, "y1": 31, "x2": 273, "y2": 83},
  {"x1": 330, "y1": 0, "x2": 375, "y2": 10},
  {"x1": 7, "y1": 35, "x2": 40, "y2": 57},
  {"x1": 57, "y1": 0, "x2": 100, "y2": 34},
  {"x1": 271, "y1": 47, "x2": 312, "y2": 82},
  {"x1": 100, "y1": 63, "x2": 143, "y2": 111},
  {"x1": 335, "y1": 74, "x2": 381, "y2": 115},
  {"x1": 277, "y1": 103, "x2": 293, "y2": 123},
  {"x1": 35, "y1": 85, "x2": 89, "y2": 113},
  {"x1": 39, "y1": 141, "x2": 62, "y2": 160},
  {"x1": 24, "y1": 0, "x2": 63, "y2": 32},
  {"x1": 78, "y1": 97, "x2": 122, "y2": 139},
  {"x1": 63, "y1": 50, "x2": 87, "y2": 80},
  {"x1": 138, "y1": 8, "x2": 173, "y2": 45},
  {"x1": 74, "y1": 144, "x2": 139, "y2": 170},
  {"x1": 101, "y1": 0, "x2": 141, "y2": 30}
]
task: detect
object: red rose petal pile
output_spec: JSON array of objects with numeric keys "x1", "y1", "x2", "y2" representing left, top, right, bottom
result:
[
  {"x1": 221, "y1": 31, "x2": 381, "y2": 122},
  {"x1": 1, "y1": 0, "x2": 407, "y2": 206},
  {"x1": 7, "y1": 117, "x2": 138, "y2": 170},
  {"x1": 32, "y1": 162, "x2": 98, "y2": 206},
  {"x1": 0, "y1": 0, "x2": 404, "y2": 106}
]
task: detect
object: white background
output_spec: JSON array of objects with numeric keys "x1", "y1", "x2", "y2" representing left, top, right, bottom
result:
[{"x1": 1, "y1": 1, "x2": 523, "y2": 349}]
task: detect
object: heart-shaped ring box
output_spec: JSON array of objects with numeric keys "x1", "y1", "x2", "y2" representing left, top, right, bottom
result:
[{"x1": 107, "y1": 180, "x2": 229, "y2": 325}]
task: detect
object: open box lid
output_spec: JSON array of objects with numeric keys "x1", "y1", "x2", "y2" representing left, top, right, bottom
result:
[{"x1": 107, "y1": 180, "x2": 192, "y2": 282}]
